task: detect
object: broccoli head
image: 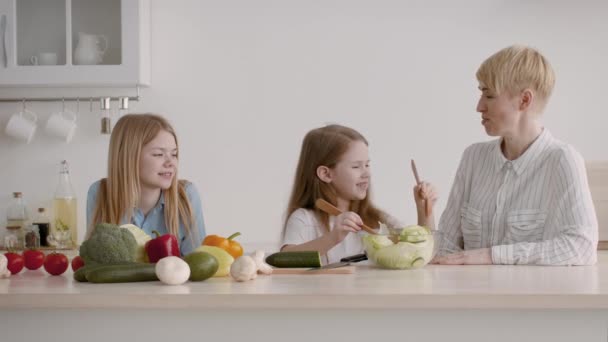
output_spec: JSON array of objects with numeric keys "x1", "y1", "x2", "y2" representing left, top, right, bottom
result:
[{"x1": 80, "y1": 223, "x2": 138, "y2": 265}]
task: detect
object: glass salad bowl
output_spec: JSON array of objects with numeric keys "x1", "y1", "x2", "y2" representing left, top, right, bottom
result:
[{"x1": 362, "y1": 225, "x2": 443, "y2": 269}]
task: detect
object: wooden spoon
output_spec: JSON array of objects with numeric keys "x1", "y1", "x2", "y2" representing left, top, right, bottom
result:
[
  {"x1": 411, "y1": 159, "x2": 431, "y2": 217},
  {"x1": 314, "y1": 198, "x2": 378, "y2": 235}
]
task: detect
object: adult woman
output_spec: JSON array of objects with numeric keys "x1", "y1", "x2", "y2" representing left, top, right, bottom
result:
[{"x1": 435, "y1": 45, "x2": 597, "y2": 265}]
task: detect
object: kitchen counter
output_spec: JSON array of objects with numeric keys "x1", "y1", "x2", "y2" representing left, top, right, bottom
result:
[
  {"x1": 3, "y1": 252, "x2": 608, "y2": 342},
  {"x1": 0, "y1": 254, "x2": 605, "y2": 310}
]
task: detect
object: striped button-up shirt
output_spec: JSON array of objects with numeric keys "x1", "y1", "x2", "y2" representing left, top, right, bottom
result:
[{"x1": 437, "y1": 129, "x2": 598, "y2": 265}]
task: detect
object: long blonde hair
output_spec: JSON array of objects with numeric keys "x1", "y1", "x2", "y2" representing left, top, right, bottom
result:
[
  {"x1": 91, "y1": 114, "x2": 195, "y2": 240},
  {"x1": 283, "y1": 124, "x2": 384, "y2": 236}
]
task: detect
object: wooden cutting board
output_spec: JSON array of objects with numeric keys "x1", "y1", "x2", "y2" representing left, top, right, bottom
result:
[{"x1": 270, "y1": 266, "x2": 355, "y2": 275}]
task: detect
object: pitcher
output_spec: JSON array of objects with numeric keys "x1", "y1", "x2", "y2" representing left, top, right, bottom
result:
[{"x1": 73, "y1": 32, "x2": 108, "y2": 65}]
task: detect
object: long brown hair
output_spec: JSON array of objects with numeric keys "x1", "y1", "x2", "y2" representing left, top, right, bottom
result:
[
  {"x1": 283, "y1": 124, "x2": 384, "y2": 236},
  {"x1": 90, "y1": 114, "x2": 195, "y2": 240}
]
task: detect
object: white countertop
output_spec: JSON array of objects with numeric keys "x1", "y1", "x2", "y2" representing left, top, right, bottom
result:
[{"x1": 1, "y1": 252, "x2": 607, "y2": 310}]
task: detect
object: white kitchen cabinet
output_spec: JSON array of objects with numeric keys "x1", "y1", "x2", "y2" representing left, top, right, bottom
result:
[{"x1": 0, "y1": 0, "x2": 149, "y2": 87}]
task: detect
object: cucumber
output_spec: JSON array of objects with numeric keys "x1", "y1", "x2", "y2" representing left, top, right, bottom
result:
[
  {"x1": 80, "y1": 262, "x2": 137, "y2": 281},
  {"x1": 72, "y1": 264, "x2": 107, "y2": 282},
  {"x1": 73, "y1": 265, "x2": 99, "y2": 282},
  {"x1": 265, "y1": 251, "x2": 321, "y2": 268},
  {"x1": 73, "y1": 267, "x2": 88, "y2": 282},
  {"x1": 86, "y1": 263, "x2": 158, "y2": 283}
]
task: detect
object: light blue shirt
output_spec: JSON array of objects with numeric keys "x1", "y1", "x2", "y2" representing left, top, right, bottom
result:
[{"x1": 86, "y1": 180, "x2": 207, "y2": 256}]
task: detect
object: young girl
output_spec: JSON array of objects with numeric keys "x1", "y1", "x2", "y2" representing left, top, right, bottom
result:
[
  {"x1": 281, "y1": 124, "x2": 437, "y2": 264},
  {"x1": 86, "y1": 113, "x2": 206, "y2": 256}
]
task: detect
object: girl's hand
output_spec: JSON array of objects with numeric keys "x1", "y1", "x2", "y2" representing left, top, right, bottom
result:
[
  {"x1": 413, "y1": 181, "x2": 438, "y2": 217},
  {"x1": 330, "y1": 211, "x2": 363, "y2": 243}
]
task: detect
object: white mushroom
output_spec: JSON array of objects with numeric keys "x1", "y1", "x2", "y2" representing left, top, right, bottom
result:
[
  {"x1": 0, "y1": 254, "x2": 11, "y2": 279},
  {"x1": 155, "y1": 256, "x2": 190, "y2": 285},
  {"x1": 253, "y1": 250, "x2": 273, "y2": 275},
  {"x1": 230, "y1": 256, "x2": 258, "y2": 282}
]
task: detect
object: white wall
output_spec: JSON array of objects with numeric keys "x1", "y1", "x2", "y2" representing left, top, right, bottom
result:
[{"x1": 1, "y1": 0, "x2": 607, "y2": 247}]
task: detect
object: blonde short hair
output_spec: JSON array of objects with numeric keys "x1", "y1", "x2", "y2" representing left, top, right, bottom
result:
[{"x1": 476, "y1": 45, "x2": 555, "y2": 105}]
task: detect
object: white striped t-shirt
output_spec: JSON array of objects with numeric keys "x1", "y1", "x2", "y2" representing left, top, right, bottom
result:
[{"x1": 437, "y1": 129, "x2": 598, "y2": 265}]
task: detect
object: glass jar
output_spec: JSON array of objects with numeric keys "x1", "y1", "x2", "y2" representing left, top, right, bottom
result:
[
  {"x1": 25, "y1": 225, "x2": 41, "y2": 249},
  {"x1": 4, "y1": 225, "x2": 24, "y2": 250},
  {"x1": 32, "y1": 208, "x2": 50, "y2": 247},
  {"x1": 7, "y1": 192, "x2": 29, "y2": 231}
]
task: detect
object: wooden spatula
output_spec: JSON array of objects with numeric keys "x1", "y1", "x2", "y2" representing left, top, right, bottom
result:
[
  {"x1": 314, "y1": 198, "x2": 378, "y2": 235},
  {"x1": 411, "y1": 159, "x2": 431, "y2": 217}
]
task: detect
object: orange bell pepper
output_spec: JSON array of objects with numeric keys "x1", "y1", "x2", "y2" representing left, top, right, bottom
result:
[{"x1": 202, "y1": 232, "x2": 244, "y2": 258}]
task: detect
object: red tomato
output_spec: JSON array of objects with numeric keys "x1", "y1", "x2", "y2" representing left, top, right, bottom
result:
[
  {"x1": 4, "y1": 252, "x2": 24, "y2": 274},
  {"x1": 23, "y1": 249, "x2": 45, "y2": 270},
  {"x1": 43, "y1": 253, "x2": 69, "y2": 276},
  {"x1": 71, "y1": 256, "x2": 85, "y2": 272}
]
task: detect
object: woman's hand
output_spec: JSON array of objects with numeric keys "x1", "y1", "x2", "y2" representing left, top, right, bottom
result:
[
  {"x1": 432, "y1": 248, "x2": 493, "y2": 265},
  {"x1": 330, "y1": 211, "x2": 363, "y2": 243},
  {"x1": 413, "y1": 181, "x2": 438, "y2": 217}
]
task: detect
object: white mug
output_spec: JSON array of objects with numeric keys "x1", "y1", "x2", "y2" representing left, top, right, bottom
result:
[
  {"x1": 5, "y1": 109, "x2": 38, "y2": 143},
  {"x1": 45, "y1": 110, "x2": 77, "y2": 143},
  {"x1": 30, "y1": 52, "x2": 58, "y2": 66}
]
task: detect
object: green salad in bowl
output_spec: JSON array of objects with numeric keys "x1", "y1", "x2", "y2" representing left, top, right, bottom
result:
[{"x1": 362, "y1": 224, "x2": 437, "y2": 269}]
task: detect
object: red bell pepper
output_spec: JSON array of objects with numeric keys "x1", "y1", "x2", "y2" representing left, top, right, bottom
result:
[{"x1": 145, "y1": 230, "x2": 180, "y2": 263}]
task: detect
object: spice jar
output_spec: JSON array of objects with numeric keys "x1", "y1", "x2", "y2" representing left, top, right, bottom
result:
[{"x1": 25, "y1": 225, "x2": 41, "y2": 249}]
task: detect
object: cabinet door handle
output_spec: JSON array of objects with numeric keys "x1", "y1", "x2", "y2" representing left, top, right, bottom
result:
[{"x1": 1, "y1": 14, "x2": 7, "y2": 68}]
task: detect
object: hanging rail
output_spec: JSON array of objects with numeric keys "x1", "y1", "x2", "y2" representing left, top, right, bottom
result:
[
  {"x1": 0, "y1": 95, "x2": 139, "y2": 102},
  {"x1": 0, "y1": 86, "x2": 140, "y2": 103}
]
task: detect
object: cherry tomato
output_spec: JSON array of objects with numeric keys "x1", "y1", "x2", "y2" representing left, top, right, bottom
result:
[
  {"x1": 4, "y1": 252, "x2": 24, "y2": 274},
  {"x1": 23, "y1": 249, "x2": 45, "y2": 270},
  {"x1": 43, "y1": 253, "x2": 69, "y2": 276},
  {"x1": 71, "y1": 255, "x2": 85, "y2": 272}
]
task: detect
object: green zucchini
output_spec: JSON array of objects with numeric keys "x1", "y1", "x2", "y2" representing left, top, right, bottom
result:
[
  {"x1": 265, "y1": 251, "x2": 321, "y2": 268},
  {"x1": 86, "y1": 263, "x2": 158, "y2": 283}
]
